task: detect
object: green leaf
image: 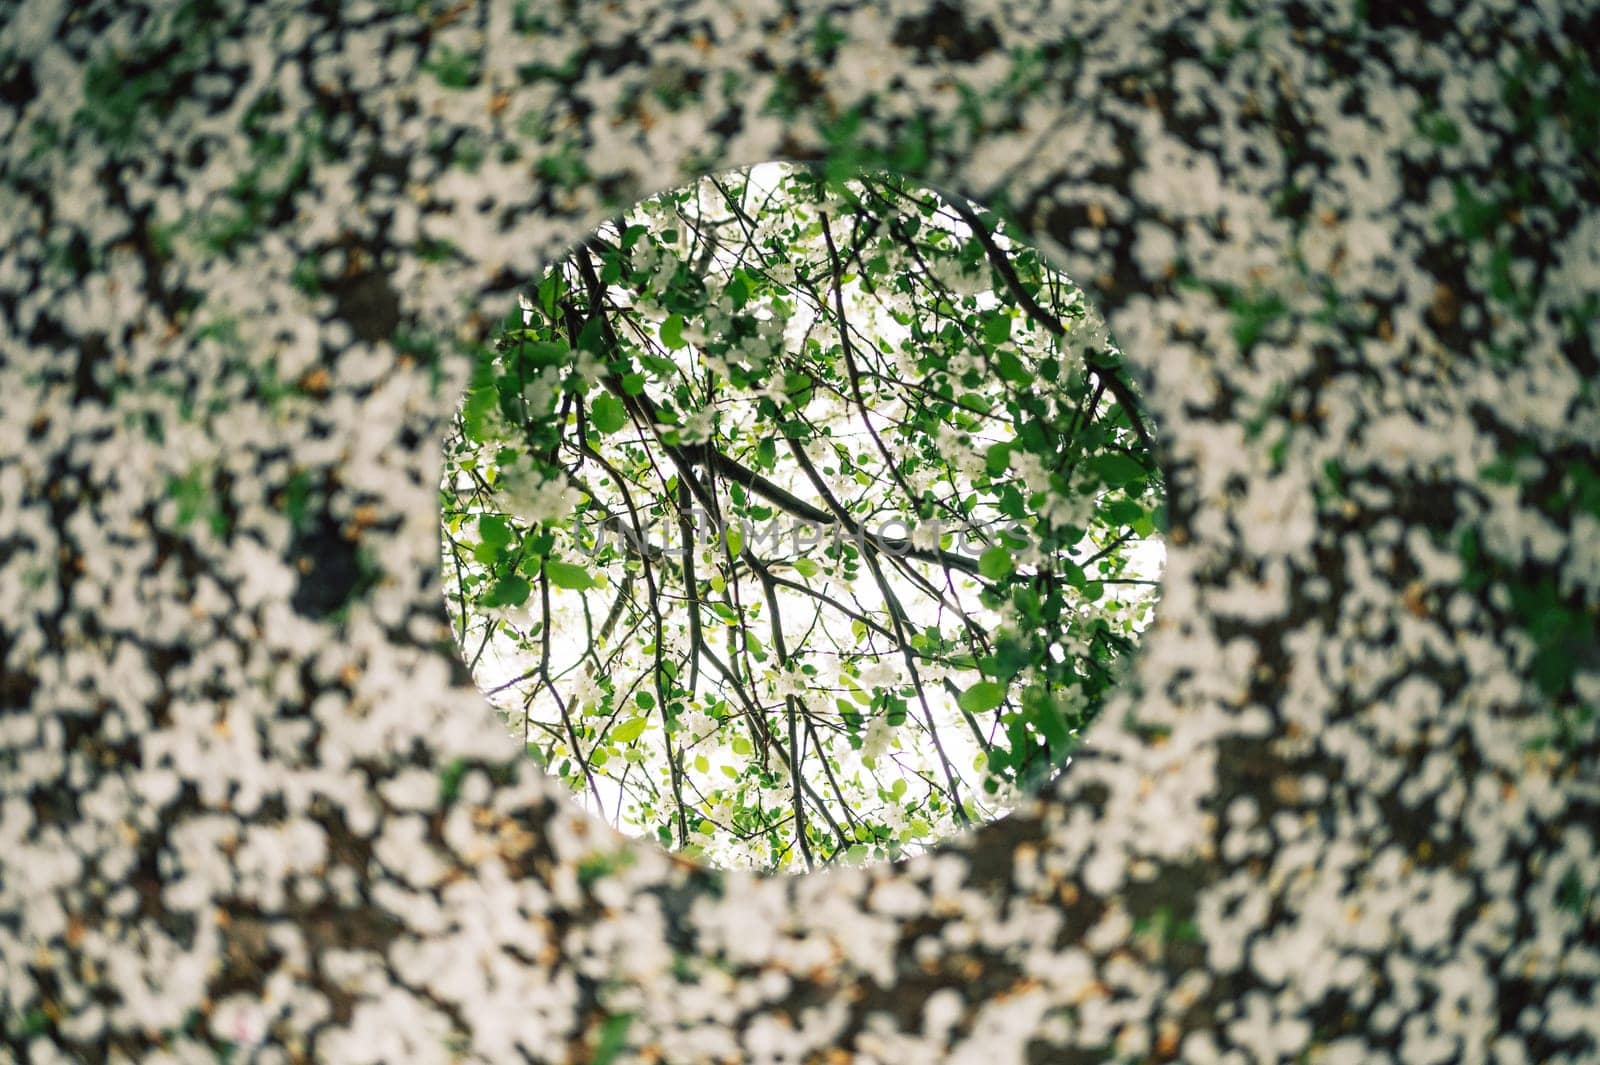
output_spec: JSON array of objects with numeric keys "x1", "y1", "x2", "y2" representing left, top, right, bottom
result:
[
  {"x1": 486, "y1": 574, "x2": 531, "y2": 607},
  {"x1": 478, "y1": 514, "x2": 511, "y2": 549},
  {"x1": 621, "y1": 372, "x2": 646, "y2": 395},
  {"x1": 731, "y1": 735, "x2": 754, "y2": 756},
  {"x1": 592, "y1": 1013, "x2": 634, "y2": 1065},
  {"x1": 539, "y1": 273, "x2": 560, "y2": 317},
  {"x1": 996, "y1": 349, "x2": 1028, "y2": 384},
  {"x1": 460, "y1": 384, "x2": 498, "y2": 442},
  {"x1": 523, "y1": 339, "x2": 567, "y2": 364},
  {"x1": 958, "y1": 681, "x2": 1007, "y2": 714},
  {"x1": 576, "y1": 315, "x2": 606, "y2": 354},
  {"x1": 438, "y1": 758, "x2": 468, "y2": 804},
  {"x1": 1034, "y1": 696, "x2": 1071, "y2": 756},
  {"x1": 590, "y1": 393, "x2": 627, "y2": 434},
  {"x1": 978, "y1": 545, "x2": 1014, "y2": 580},
  {"x1": 641, "y1": 354, "x2": 678, "y2": 378},
  {"x1": 985, "y1": 442, "x2": 1012, "y2": 477},
  {"x1": 545, "y1": 560, "x2": 594, "y2": 590},
  {"x1": 660, "y1": 313, "x2": 687, "y2": 350},
  {"x1": 984, "y1": 314, "x2": 1012, "y2": 345},
  {"x1": 635, "y1": 691, "x2": 656, "y2": 710},
  {"x1": 1104, "y1": 499, "x2": 1144, "y2": 526},
  {"x1": 792, "y1": 557, "x2": 820, "y2": 579},
  {"x1": 1089, "y1": 453, "x2": 1147, "y2": 487},
  {"x1": 611, "y1": 716, "x2": 648, "y2": 743}
]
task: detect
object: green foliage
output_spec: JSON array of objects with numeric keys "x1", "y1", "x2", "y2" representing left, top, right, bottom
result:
[
  {"x1": 13, "y1": 1007, "x2": 50, "y2": 1039},
  {"x1": 591, "y1": 1013, "x2": 635, "y2": 1065},
  {"x1": 485, "y1": 574, "x2": 531, "y2": 608},
  {"x1": 660, "y1": 313, "x2": 687, "y2": 350},
  {"x1": 589, "y1": 394, "x2": 626, "y2": 434},
  {"x1": 978, "y1": 546, "x2": 1014, "y2": 580},
  {"x1": 545, "y1": 560, "x2": 594, "y2": 590},
  {"x1": 167, "y1": 465, "x2": 231, "y2": 538},
  {"x1": 440, "y1": 163, "x2": 1163, "y2": 871},
  {"x1": 281, "y1": 469, "x2": 313, "y2": 530},
  {"x1": 1227, "y1": 288, "x2": 1290, "y2": 351},
  {"x1": 438, "y1": 758, "x2": 469, "y2": 804},
  {"x1": 76, "y1": 1, "x2": 230, "y2": 150},
  {"x1": 1088, "y1": 453, "x2": 1147, "y2": 489},
  {"x1": 958, "y1": 682, "x2": 1007, "y2": 714},
  {"x1": 425, "y1": 46, "x2": 481, "y2": 89},
  {"x1": 611, "y1": 717, "x2": 649, "y2": 744}
]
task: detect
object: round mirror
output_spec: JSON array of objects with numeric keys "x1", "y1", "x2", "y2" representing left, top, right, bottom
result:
[{"x1": 441, "y1": 163, "x2": 1164, "y2": 871}]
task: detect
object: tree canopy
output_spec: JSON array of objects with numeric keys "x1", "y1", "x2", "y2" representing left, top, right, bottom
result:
[{"x1": 440, "y1": 164, "x2": 1163, "y2": 872}]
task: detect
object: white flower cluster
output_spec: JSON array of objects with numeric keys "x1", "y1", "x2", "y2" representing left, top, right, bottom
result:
[
  {"x1": 675, "y1": 404, "x2": 716, "y2": 445},
  {"x1": 497, "y1": 458, "x2": 581, "y2": 525},
  {"x1": 860, "y1": 714, "x2": 894, "y2": 761}
]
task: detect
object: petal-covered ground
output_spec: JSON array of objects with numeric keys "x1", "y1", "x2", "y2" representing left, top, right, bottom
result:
[{"x1": 0, "y1": 1, "x2": 1595, "y2": 1062}]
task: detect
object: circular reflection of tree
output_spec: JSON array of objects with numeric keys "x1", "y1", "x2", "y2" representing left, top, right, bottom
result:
[{"x1": 441, "y1": 164, "x2": 1164, "y2": 872}]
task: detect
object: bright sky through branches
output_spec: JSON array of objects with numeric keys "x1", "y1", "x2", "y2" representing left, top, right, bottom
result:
[{"x1": 443, "y1": 163, "x2": 1165, "y2": 872}]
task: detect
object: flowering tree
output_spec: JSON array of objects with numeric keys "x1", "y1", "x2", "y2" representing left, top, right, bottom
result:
[{"x1": 440, "y1": 164, "x2": 1162, "y2": 871}]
